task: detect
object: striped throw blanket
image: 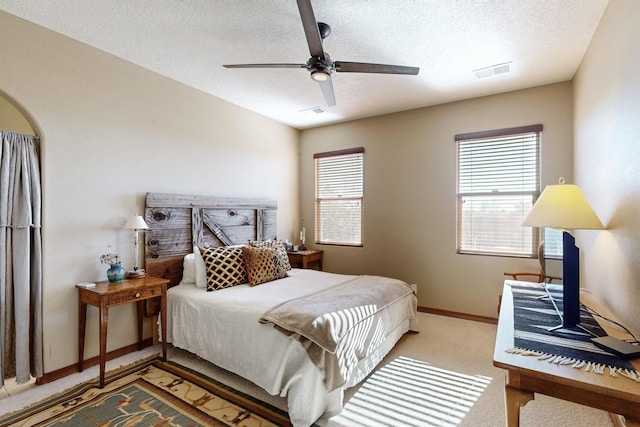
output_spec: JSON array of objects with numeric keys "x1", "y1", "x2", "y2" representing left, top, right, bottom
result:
[{"x1": 260, "y1": 275, "x2": 417, "y2": 390}]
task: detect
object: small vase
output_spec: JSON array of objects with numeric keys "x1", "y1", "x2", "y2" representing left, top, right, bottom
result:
[{"x1": 107, "y1": 263, "x2": 125, "y2": 283}]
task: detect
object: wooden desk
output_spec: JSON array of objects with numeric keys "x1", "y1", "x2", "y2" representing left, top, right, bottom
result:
[
  {"x1": 287, "y1": 249, "x2": 323, "y2": 270},
  {"x1": 493, "y1": 281, "x2": 640, "y2": 427},
  {"x1": 78, "y1": 276, "x2": 168, "y2": 388}
]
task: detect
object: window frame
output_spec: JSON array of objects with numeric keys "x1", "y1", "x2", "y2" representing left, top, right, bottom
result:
[
  {"x1": 314, "y1": 147, "x2": 364, "y2": 247},
  {"x1": 455, "y1": 124, "x2": 542, "y2": 258}
]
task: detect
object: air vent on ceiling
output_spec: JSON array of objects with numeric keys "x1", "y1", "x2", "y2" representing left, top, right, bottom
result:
[
  {"x1": 300, "y1": 107, "x2": 326, "y2": 115},
  {"x1": 473, "y1": 62, "x2": 512, "y2": 79}
]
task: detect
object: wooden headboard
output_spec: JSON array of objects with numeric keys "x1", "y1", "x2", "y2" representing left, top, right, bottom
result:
[{"x1": 144, "y1": 192, "x2": 277, "y2": 287}]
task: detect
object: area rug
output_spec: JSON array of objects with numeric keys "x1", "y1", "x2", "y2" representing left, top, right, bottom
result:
[
  {"x1": 0, "y1": 357, "x2": 294, "y2": 427},
  {"x1": 508, "y1": 284, "x2": 639, "y2": 381}
]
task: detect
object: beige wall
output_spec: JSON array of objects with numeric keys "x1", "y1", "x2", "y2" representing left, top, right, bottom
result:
[
  {"x1": 5, "y1": 0, "x2": 637, "y2": 377},
  {"x1": 0, "y1": 11, "x2": 299, "y2": 372},
  {"x1": 0, "y1": 94, "x2": 34, "y2": 134},
  {"x1": 574, "y1": 0, "x2": 640, "y2": 338},
  {"x1": 300, "y1": 82, "x2": 574, "y2": 318}
]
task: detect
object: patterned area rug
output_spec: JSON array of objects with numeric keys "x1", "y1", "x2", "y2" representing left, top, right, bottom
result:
[
  {"x1": 0, "y1": 358, "x2": 294, "y2": 427},
  {"x1": 509, "y1": 284, "x2": 639, "y2": 381}
]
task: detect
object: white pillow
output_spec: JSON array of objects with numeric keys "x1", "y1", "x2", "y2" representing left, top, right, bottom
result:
[
  {"x1": 193, "y1": 246, "x2": 207, "y2": 288},
  {"x1": 181, "y1": 253, "x2": 196, "y2": 285}
]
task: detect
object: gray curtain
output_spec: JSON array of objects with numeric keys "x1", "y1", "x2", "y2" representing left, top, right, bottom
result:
[{"x1": 0, "y1": 131, "x2": 43, "y2": 385}]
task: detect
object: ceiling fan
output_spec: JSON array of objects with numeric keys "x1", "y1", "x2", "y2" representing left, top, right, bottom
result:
[{"x1": 223, "y1": 0, "x2": 420, "y2": 107}]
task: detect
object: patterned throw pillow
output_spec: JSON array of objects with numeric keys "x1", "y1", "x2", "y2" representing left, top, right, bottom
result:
[
  {"x1": 199, "y1": 246, "x2": 248, "y2": 291},
  {"x1": 248, "y1": 240, "x2": 292, "y2": 270},
  {"x1": 241, "y1": 246, "x2": 288, "y2": 286}
]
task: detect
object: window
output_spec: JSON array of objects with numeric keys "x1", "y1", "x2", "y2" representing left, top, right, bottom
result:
[
  {"x1": 456, "y1": 125, "x2": 542, "y2": 257},
  {"x1": 543, "y1": 227, "x2": 563, "y2": 258},
  {"x1": 315, "y1": 147, "x2": 364, "y2": 246}
]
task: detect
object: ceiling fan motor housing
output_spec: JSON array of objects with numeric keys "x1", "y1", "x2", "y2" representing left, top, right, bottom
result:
[{"x1": 307, "y1": 57, "x2": 333, "y2": 81}]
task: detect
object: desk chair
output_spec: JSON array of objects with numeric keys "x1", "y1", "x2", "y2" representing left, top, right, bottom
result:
[
  {"x1": 504, "y1": 242, "x2": 561, "y2": 284},
  {"x1": 499, "y1": 242, "x2": 561, "y2": 313}
]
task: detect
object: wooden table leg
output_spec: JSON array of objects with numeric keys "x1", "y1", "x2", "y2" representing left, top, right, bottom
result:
[
  {"x1": 136, "y1": 300, "x2": 144, "y2": 351},
  {"x1": 160, "y1": 287, "x2": 167, "y2": 361},
  {"x1": 78, "y1": 301, "x2": 87, "y2": 372},
  {"x1": 99, "y1": 303, "x2": 108, "y2": 388},
  {"x1": 152, "y1": 315, "x2": 159, "y2": 345},
  {"x1": 505, "y1": 384, "x2": 534, "y2": 427}
]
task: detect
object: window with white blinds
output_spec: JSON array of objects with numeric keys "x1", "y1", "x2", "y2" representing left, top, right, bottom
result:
[
  {"x1": 315, "y1": 147, "x2": 364, "y2": 246},
  {"x1": 456, "y1": 125, "x2": 542, "y2": 257},
  {"x1": 543, "y1": 227, "x2": 563, "y2": 258}
]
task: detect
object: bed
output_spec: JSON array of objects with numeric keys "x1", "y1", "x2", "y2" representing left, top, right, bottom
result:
[{"x1": 144, "y1": 193, "x2": 418, "y2": 427}]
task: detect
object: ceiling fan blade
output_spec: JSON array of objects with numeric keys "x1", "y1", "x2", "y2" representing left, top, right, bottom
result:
[
  {"x1": 296, "y1": 0, "x2": 325, "y2": 59},
  {"x1": 319, "y1": 79, "x2": 336, "y2": 106},
  {"x1": 223, "y1": 63, "x2": 306, "y2": 69},
  {"x1": 335, "y1": 61, "x2": 419, "y2": 75}
]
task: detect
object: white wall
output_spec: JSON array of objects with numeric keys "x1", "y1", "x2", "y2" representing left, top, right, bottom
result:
[
  {"x1": 573, "y1": 0, "x2": 640, "y2": 338},
  {"x1": 0, "y1": 11, "x2": 299, "y2": 372},
  {"x1": 300, "y1": 82, "x2": 574, "y2": 318}
]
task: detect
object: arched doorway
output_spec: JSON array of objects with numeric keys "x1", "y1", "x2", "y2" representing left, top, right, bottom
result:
[{"x1": 0, "y1": 91, "x2": 43, "y2": 386}]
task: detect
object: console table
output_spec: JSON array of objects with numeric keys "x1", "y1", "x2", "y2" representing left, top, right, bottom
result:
[
  {"x1": 78, "y1": 276, "x2": 168, "y2": 388},
  {"x1": 493, "y1": 281, "x2": 640, "y2": 427}
]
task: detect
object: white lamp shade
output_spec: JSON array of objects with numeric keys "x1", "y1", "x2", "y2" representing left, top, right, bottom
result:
[
  {"x1": 124, "y1": 215, "x2": 149, "y2": 230},
  {"x1": 522, "y1": 183, "x2": 605, "y2": 230}
]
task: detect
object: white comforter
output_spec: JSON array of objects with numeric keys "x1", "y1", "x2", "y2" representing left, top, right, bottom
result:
[{"x1": 165, "y1": 268, "x2": 418, "y2": 427}]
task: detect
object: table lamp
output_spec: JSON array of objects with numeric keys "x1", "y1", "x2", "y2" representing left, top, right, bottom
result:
[
  {"x1": 124, "y1": 215, "x2": 149, "y2": 279},
  {"x1": 522, "y1": 178, "x2": 604, "y2": 331}
]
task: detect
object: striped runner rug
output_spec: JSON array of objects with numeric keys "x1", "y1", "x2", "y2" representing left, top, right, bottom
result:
[{"x1": 508, "y1": 284, "x2": 639, "y2": 381}]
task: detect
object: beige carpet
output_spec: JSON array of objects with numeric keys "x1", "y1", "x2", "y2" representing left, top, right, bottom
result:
[
  {"x1": 0, "y1": 312, "x2": 614, "y2": 426},
  {"x1": 374, "y1": 312, "x2": 614, "y2": 427}
]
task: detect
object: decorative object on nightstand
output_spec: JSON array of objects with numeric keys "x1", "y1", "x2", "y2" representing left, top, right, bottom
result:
[
  {"x1": 522, "y1": 177, "x2": 605, "y2": 332},
  {"x1": 100, "y1": 247, "x2": 124, "y2": 283},
  {"x1": 299, "y1": 221, "x2": 307, "y2": 251},
  {"x1": 124, "y1": 215, "x2": 149, "y2": 279},
  {"x1": 106, "y1": 263, "x2": 125, "y2": 283}
]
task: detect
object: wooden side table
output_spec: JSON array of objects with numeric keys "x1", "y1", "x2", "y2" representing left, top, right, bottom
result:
[
  {"x1": 78, "y1": 275, "x2": 169, "y2": 388},
  {"x1": 287, "y1": 249, "x2": 323, "y2": 270},
  {"x1": 493, "y1": 281, "x2": 640, "y2": 426}
]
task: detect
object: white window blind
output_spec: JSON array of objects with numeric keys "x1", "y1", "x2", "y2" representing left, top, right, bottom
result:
[
  {"x1": 315, "y1": 147, "x2": 364, "y2": 246},
  {"x1": 543, "y1": 227, "x2": 563, "y2": 258},
  {"x1": 456, "y1": 125, "x2": 542, "y2": 257}
]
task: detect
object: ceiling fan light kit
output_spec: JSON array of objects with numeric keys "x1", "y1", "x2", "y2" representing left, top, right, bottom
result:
[
  {"x1": 223, "y1": 0, "x2": 419, "y2": 107},
  {"x1": 311, "y1": 70, "x2": 330, "y2": 82},
  {"x1": 308, "y1": 57, "x2": 333, "y2": 82}
]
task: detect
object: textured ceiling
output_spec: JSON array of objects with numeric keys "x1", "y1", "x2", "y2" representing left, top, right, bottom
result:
[{"x1": 0, "y1": 0, "x2": 608, "y2": 129}]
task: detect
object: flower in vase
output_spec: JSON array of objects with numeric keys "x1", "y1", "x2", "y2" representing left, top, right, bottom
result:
[{"x1": 100, "y1": 247, "x2": 121, "y2": 265}]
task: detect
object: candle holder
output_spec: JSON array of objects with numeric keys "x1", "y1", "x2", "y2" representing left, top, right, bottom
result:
[{"x1": 299, "y1": 222, "x2": 307, "y2": 251}]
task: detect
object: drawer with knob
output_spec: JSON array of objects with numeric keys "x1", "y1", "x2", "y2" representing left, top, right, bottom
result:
[{"x1": 107, "y1": 286, "x2": 162, "y2": 306}]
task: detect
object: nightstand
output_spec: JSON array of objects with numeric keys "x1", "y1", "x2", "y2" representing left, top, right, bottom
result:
[
  {"x1": 287, "y1": 249, "x2": 323, "y2": 270},
  {"x1": 77, "y1": 275, "x2": 169, "y2": 388}
]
